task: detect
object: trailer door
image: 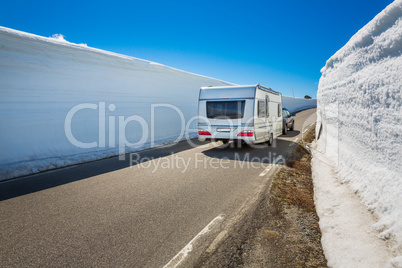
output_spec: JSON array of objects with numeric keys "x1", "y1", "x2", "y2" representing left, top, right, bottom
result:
[
  {"x1": 254, "y1": 99, "x2": 267, "y2": 141},
  {"x1": 265, "y1": 95, "x2": 272, "y2": 138}
]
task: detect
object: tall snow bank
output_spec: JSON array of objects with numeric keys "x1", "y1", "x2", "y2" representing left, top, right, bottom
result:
[
  {"x1": 315, "y1": 0, "x2": 402, "y2": 261},
  {"x1": 282, "y1": 96, "x2": 316, "y2": 113},
  {"x1": 0, "y1": 27, "x2": 233, "y2": 180}
]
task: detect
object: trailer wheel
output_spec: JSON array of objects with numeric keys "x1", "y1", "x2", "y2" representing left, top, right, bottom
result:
[
  {"x1": 267, "y1": 134, "x2": 273, "y2": 146},
  {"x1": 282, "y1": 123, "x2": 287, "y2": 135},
  {"x1": 235, "y1": 140, "x2": 247, "y2": 148}
]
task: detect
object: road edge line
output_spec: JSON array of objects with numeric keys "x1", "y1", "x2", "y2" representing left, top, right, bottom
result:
[
  {"x1": 163, "y1": 214, "x2": 224, "y2": 268},
  {"x1": 259, "y1": 155, "x2": 283, "y2": 177}
]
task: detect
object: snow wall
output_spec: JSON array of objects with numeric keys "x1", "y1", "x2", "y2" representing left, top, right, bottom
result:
[
  {"x1": 282, "y1": 96, "x2": 316, "y2": 113},
  {"x1": 315, "y1": 0, "x2": 402, "y2": 250},
  {"x1": 0, "y1": 27, "x2": 235, "y2": 180},
  {"x1": 0, "y1": 27, "x2": 316, "y2": 181}
]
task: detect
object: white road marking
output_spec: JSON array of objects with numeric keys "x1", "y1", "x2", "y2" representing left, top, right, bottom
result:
[
  {"x1": 163, "y1": 214, "x2": 224, "y2": 268},
  {"x1": 259, "y1": 155, "x2": 283, "y2": 177},
  {"x1": 289, "y1": 139, "x2": 298, "y2": 146}
]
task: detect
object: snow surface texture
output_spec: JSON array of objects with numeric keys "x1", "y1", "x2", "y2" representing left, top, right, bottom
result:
[
  {"x1": 315, "y1": 0, "x2": 402, "y2": 266},
  {"x1": 0, "y1": 27, "x2": 316, "y2": 180},
  {"x1": 0, "y1": 27, "x2": 234, "y2": 180},
  {"x1": 282, "y1": 96, "x2": 316, "y2": 113}
]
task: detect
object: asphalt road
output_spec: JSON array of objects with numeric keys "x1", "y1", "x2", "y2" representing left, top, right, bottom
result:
[{"x1": 0, "y1": 109, "x2": 316, "y2": 267}]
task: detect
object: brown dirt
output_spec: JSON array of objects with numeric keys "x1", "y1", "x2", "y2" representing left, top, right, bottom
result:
[{"x1": 195, "y1": 125, "x2": 327, "y2": 268}]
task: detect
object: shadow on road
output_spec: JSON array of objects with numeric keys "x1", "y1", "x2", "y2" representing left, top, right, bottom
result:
[
  {"x1": 0, "y1": 136, "x2": 300, "y2": 202},
  {"x1": 0, "y1": 139, "x2": 205, "y2": 201},
  {"x1": 202, "y1": 138, "x2": 297, "y2": 163},
  {"x1": 281, "y1": 130, "x2": 300, "y2": 138}
]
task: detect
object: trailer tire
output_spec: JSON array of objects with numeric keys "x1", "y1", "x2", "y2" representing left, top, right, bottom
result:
[
  {"x1": 235, "y1": 140, "x2": 247, "y2": 148},
  {"x1": 267, "y1": 134, "x2": 273, "y2": 146}
]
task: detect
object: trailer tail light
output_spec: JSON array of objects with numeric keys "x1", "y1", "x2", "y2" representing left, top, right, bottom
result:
[
  {"x1": 237, "y1": 131, "x2": 254, "y2": 137},
  {"x1": 198, "y1": 130, "x2": 211, "y2": 136}
]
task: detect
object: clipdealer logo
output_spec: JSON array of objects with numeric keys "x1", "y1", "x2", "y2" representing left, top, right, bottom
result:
[{"x1": 64, "y1": 101, "x2": 285, "y2": 162}]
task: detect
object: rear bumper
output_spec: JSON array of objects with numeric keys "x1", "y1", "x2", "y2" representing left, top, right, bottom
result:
[
  {"x1": 198, "y1": 124, "x2": 257, "y2": 143},
  {"x1": 198, "y1": 135, "x2": 255, "y2": 143}
]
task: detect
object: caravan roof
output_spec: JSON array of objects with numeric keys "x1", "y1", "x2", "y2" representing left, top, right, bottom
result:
[{"x1": 199, "y1": 84, "x2": 280, "y2": 100}]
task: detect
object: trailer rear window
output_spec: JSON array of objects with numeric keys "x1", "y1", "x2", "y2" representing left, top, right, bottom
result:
[{"x1": 206, "y1": 101, "x2": 245, "y2": 119}]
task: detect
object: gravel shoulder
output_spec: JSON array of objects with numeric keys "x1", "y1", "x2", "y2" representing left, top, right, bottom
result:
[{"x1": 196, "y1": 125, "x2": 327, "y2": 267}]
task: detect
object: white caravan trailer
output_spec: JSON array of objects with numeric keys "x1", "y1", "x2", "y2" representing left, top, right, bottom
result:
[{"x1": 198, "y1": 84, "x2": 283, "y2": 145}]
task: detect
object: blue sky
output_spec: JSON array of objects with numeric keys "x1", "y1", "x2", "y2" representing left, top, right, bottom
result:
[{"x1": 0, "y1": 0, "x2": 394, "y2": 98}]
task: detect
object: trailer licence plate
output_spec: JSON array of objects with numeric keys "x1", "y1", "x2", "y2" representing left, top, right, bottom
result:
[{"x1": 217, "y1": 128, "x2": 231, "y2": 132}]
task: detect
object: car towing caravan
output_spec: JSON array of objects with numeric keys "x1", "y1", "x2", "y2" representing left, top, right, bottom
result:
[{"x1": 198, "y1": 84, "x2": 283, "y2": 145}]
